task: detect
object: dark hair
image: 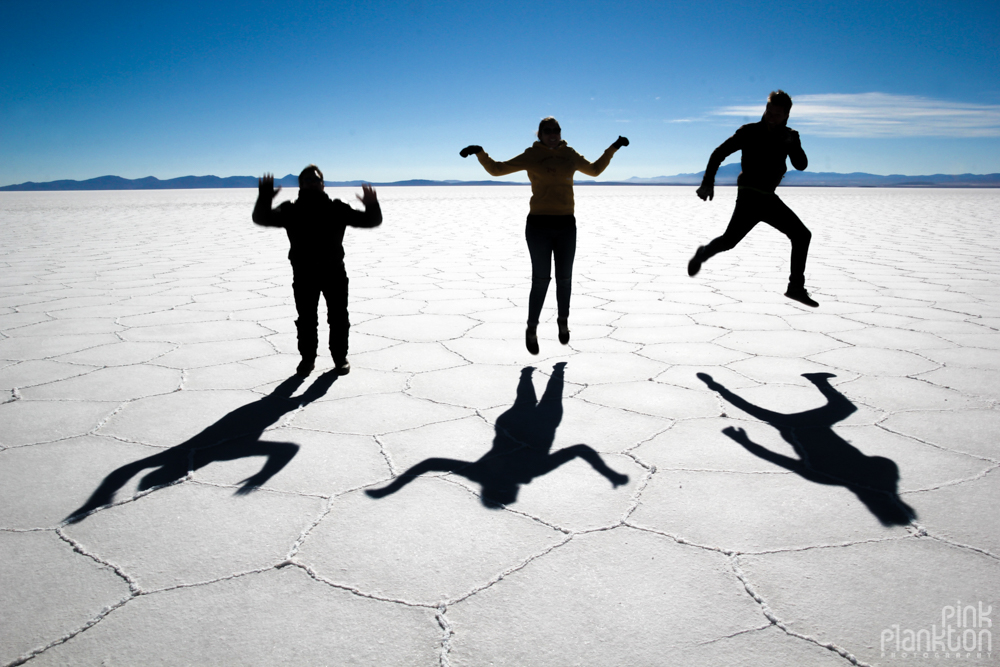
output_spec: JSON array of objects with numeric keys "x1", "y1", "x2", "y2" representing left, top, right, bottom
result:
[
  {"x1": 768, "y1": 90, "x2": 793, "y2": 111},
  {"x1": 298, "y1": 164, "x2": 324, "y2": 187},
  {"x1": 537, "y1": 116, "x2": 560, "y2": 138}
]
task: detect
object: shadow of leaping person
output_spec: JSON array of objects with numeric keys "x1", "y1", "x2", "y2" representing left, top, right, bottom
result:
[
  {"x1": 66, "y1": 371, "x2": 339, "y2": 524},
  {"x1": 697, "y1": 371, "x2": 916, "y2": 526},
  {"x1": 366, "y1": 363, "x2": 629, "y2": 508}
]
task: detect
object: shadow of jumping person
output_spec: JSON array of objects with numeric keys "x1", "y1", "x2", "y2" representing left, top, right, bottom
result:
[
  {"x1": 66, "y1": 371, "x2": 339, "y2": 524},
  {"x1": 366, "y1": 362, "x2": 629, "y2": 508},
  {"x1": 697, "y1": 372, "x2": 916, "y2": 526}
]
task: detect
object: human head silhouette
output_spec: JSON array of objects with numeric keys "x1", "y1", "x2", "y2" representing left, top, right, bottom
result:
[
  {"x1": 764, "y1": 90, "x2": 792, "y2": 128},
  {"x1": 537, "y1": 116, "x2": 562, "y2": 148},
  {"x1": 298, "y1": 164, "x2": 324, "y2": 192}
]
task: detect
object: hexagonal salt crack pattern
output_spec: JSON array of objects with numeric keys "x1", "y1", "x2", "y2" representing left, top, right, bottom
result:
[
  {"x1": 30, "y1": 567, "x2": 440, "y2": 667},
  {"x1": 737, "y1": 538, "x2": 1000, "y2": 666},
  {"x1": 0, "y1": 359, "x2": 96, "y2": 390},
  {"x1": 353, "y1": 313, "x2": 477, "y2": 341},
  {"x1": 64, "y1": 483, "x2": 325, "y2": 590},
  {"x1": 297, "y1": 478, "x2": 565, "y2": 604},
  {"x1": 1, "y1": 531, "x2": 131, "y2": 666},
  {"x1": 577, "y1": 380, "x2": 720, "y2": 421},
  {"x1": 20, "y1": 365, "x2": 182, "y2": 401},
  {"x1": 4, "y1": 186, "x2": 1000, "y2": 666},
  {"x1": 408, "y1": 364, "x2": 540, "y2": 411},
  {"x1": 0, "y1": 399, "x2": 118, "y2": 447},
  {"x1": 292, "y1": 392, "x2": 472, "y2": 435},
  {"x1": 905, "y1": 470, "x2": 1000, "y2": 555},
  {"x1": 448, "y1": 528, "x2": 764, "y2": 666},
  {"x1": 98, "y1": 389, "x2": 263, "y2": 447},
  {"x1": 0, "y1": 436, "x2": 159, "y2": 529},
  {"x1": 630, "y1": 469, "x2": 911, "y2": 552},
  {"x1": 881, "y1": 409, "x2": 1000, "y2": 460}
]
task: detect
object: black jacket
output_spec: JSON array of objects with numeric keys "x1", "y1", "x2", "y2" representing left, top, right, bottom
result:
[
  {"x1": 253, "y1": 190, "x2": 381, "y2": 271},
  {"x1": 702, "y1": 116, "x2": 808, "y2": 192}
]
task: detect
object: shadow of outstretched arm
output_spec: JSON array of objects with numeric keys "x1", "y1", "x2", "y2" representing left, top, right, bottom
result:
[
  {"x1": 722, "y1": 426, "x2": 806, "y2": 474},
  {"x1": 365, "y1": 457, "x2": 469, "y2": 499},
  {"x1": 231, "y1": 441, "x2": 300, "y2": 495},
  {"x1": 697, "y1": 373, "x2": 787, "y2": 424},
  {"x1": 65, "y1": 450, "x2": 185, "y2": 524},
  {"x1": 542, "y1": 444, "x2": 630, "y2": 487}
]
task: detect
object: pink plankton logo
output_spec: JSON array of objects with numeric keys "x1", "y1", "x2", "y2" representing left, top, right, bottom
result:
[{"x1": 881, "y1": 601, "x2": 993, "y2": 660}]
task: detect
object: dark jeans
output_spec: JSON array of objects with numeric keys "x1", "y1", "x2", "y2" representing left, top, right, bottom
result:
[
  {"x1": 525, "y1": 216, "x2": 576, "y2": 327},
  {"x1": 703, "y1": 188, "x2": 812, "y2": 288},
  {"x1": 292, "y1": 269, "x2": 349, "y2": 361}
]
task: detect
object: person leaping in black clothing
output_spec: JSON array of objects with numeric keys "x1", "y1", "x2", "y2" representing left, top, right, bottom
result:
[
  {"x1": 253, "y1": 165, "x2": 382, "y2": 376},
  {"x1": 687, "y1": 90, "x2": 818, "y2": 307}
]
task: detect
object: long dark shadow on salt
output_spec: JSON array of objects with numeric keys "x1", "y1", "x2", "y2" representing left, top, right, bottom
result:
[
  {"x1": 366, "y1": 362, "x2": 629, "y2": 508},
  {"x1": 66, "y1": 371, "x2": 339, "y2": 524},
  {"x1": 697, "y1": 371, "x2": 916, "y2": 526}
]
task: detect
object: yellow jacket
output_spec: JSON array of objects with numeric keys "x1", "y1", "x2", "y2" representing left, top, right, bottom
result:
[{"x1": 475, "y1": 140, "x2": 618, "y2": 215}]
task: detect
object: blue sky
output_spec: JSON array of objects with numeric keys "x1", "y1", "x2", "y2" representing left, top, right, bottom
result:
[{"x1": 2, "y1": 0, "x2": 998, "y2": 185}]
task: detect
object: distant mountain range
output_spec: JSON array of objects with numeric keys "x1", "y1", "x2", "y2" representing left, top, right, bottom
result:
[
  {"x1": 2, "y1": 164, "x2": 999, "y2": 191},
  {"x1": 580, "y1": 163, "x2": 1000, "y2": 187}
]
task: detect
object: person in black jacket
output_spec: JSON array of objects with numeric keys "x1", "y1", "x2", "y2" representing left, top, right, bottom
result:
[
  {"x1": 253, "y1": 165, "x2": 382, "y2": 376},
  {"x1": 687, "y1": 90, "x2": 817, "y2": 307}
]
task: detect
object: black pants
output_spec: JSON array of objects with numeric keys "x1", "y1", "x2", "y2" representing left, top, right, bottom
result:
[
  {"x1": 703, "y1": 188, "x2": 812, "y2": 288},
  {"x1": 292, "y1": 269, "x2": 349, "y2": 361},
  {"x1": 525, "y1": 216, "x2": 577, "y2": 327}
]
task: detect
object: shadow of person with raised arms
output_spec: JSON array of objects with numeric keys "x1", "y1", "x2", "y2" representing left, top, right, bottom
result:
[
  {"x1": 366, "y1": 363, "x2": 629, "y2": 508},
  {"x1": 66, "y1": 371, "x2": 339, "y2": 524},
  {"x1": 698, "y1": 371, "x2": 916, "y2": 525}
]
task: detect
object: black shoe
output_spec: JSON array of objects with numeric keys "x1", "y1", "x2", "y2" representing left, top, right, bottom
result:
[
  {"x1": 557, "y1": 318, "x2": 570, "y2": 345},
  {"x1": 784, "y1": 286, "x2": 819, "y2": 308},
  {"x1": 525, "y1": 327, "x2": 539, "y2": 355},
  {"x1": 296, "y1": 357, "x2": 316, "y2": 376},
  {"x1": 333, "y1": 358, "x2": 351, "y2": 375},
  {"x1": 688, "y1": 245, "x2": 706, "y2": 277}
]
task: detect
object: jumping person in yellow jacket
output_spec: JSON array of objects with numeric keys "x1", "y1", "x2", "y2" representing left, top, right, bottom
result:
[{"x1": 461, "y1": 117, "x2": 628, "y2": 354}]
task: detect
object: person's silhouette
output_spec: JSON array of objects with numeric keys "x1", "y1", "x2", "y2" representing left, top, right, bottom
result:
[
  {"x1": 698, "y1": 372, "x2": 916, "y2": 525},
  {"x1": 366, "y1": 363, "x2": 629, "y2": 507},
  {"x1": 461, "y1": 118, "x2": 629, "y2": 354},
  {"x1": 66, "y1": 372, "x2": 338, "y2": 523},
  {"x1": 687, "y1": 90, "x2": 818, "y2": 307},
  {"x1": 254, "y1": 166, "x2": 381, "y2": 376}
]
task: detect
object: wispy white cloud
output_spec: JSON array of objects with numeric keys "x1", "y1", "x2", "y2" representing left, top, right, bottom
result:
[{"x1": 712, "y1": 93, "x2": 1000, "y2": 138}]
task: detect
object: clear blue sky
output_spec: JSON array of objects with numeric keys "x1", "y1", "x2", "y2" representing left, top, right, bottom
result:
[{"x1": 2, "y1": 0, "x2": 998, "y2": 185}]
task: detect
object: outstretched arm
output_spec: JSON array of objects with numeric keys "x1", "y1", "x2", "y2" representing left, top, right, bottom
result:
[
  {"x1": 697, "y1": 133, "x2": 742, "y2": 201},
  {"x1": 574, "y1": 136, "x2": 628, "y2": 178},
  {"x1": 252, "y1": 173, "x2": 284, "y2": 226},
  {"x1": 467, "y1": 148, "x2": 532, "y2": 177}
]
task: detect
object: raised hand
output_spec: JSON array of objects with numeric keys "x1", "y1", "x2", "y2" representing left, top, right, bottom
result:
[
  {"x1": 696, "y1": 184, "x2": 714, "y2": 202},
  {"x1": 613, "y1": 136, "x2": 629, "y2": 149},
  {"x1": 258, "y1": 173, "x2": 281, "y2": 199},
  {"x1": 357, "y1": 183, "x2": 378, "y2": 207},
  {"x1": 784, "y1": 129, "x2": 800, "y2": 145},
  {"x1": 460, "y1": 145, "x2": 483, "y2": 158}
]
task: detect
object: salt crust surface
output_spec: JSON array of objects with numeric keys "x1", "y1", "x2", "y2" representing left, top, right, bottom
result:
[{"x1": 1, "y1": 186, "x2": 999, "y2": 666}]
